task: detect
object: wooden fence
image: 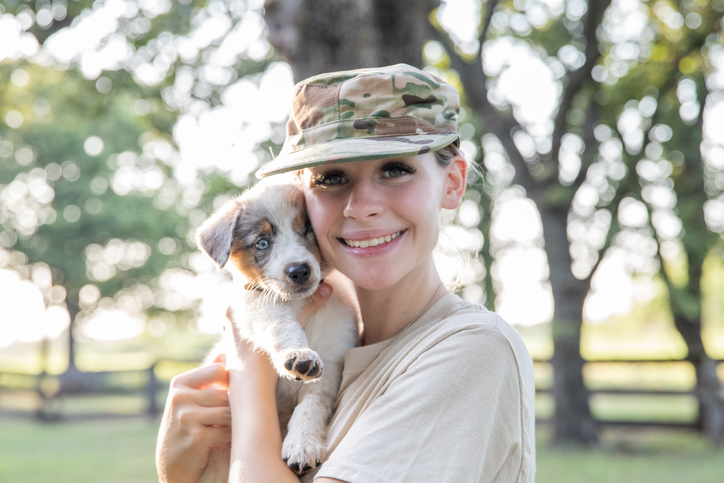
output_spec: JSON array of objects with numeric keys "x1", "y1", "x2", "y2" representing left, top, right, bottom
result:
[
  {"x1": 534, "y1": 357, "x2": 724, "y2": 432},
  {"x1": 1, "y1": 358, "x2": 721, "y2": 431},
  {"x1": 0, "y1": 365, "x2": 160, "y2": 421}
]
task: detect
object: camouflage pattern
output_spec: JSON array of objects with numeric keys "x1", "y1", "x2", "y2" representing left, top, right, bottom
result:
[{"x1": 256, "y1": 64, "x2": 460, "y2": 178}]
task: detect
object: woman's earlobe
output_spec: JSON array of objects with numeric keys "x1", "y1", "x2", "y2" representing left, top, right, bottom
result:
[{"x1": 442, "y1": 156, "x2": 468, "y2": 209}]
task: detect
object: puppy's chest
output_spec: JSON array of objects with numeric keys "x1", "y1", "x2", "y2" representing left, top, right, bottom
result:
[
  {"x1": 276, "y1": 377, "x2": 305, "y2": 415},
  {"x1": 232, "y1": 295, "x2": 303, "y2": 333}
]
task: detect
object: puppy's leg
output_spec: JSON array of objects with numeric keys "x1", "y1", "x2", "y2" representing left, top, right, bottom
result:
[
  {"x1": 281, "y1": 339, "x2": 344, "y2": 475},
  {"x1": 233, "y1": 310, "x2": 323, "y2": 383},
  {"x1": 266, "y1": 318, "x2": 323, "y2": 383},
  {"x1": 281, "y1": 383, "x2": 332, "y2": 475}
]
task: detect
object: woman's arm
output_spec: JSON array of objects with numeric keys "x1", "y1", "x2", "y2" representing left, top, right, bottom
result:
[
  {"x1": 227, "y1": 282, "x2": 334, "y2": 482},
  {"x1": 156, "y1": 282, "x2": 334, "y2": 483},
  {"x1": 226, "y1": 340, "x2": 300, "y2": 482}
]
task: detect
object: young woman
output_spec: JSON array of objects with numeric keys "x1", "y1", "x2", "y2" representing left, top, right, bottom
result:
[{"x1": 156, "y1": 64, "x2": 536, "y2": 483}]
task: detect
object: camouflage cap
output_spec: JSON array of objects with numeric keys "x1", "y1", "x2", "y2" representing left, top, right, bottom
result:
[{"x1": 256, "y1": 63, "x2": 460, "y2": 178}]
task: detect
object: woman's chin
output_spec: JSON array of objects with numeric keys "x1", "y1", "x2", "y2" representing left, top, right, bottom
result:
[{"x1": 340, "y1": 270, "x2": 401, "y2": 292}]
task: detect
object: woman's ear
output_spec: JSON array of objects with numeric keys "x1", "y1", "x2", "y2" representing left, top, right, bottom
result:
[{"x1": 441, "y1": 156, "x2": 468, "y2": 210}]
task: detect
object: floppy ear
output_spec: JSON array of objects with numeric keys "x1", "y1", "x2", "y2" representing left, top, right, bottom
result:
[{"x1": 196, "y1": 199, "x2": 241, "y2": 268}]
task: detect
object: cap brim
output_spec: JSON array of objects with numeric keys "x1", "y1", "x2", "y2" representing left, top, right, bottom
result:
[{"x1": 256, "y1": 132, "x2": 459, "y2": 178}]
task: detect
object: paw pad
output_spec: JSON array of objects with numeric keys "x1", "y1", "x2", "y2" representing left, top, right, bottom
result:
[{"x1": 283, "y1": 350, "x2": 323, "y2": 382}]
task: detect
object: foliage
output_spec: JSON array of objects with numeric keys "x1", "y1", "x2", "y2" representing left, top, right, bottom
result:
[
  {"x1": 0, "y1": 0, "x2": 279, "y2": 365},
  {"x1": 2, "y1": 0, "x2": 724, "y2": 446},
  {"x1": 425, "y1": 0, "x2": 724, "y2": 444}
]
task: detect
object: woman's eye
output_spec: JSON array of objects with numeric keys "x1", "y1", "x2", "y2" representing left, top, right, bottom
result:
[
  {"x1": 311, "y1": 171, "x2": 346, "y2": 187},
  {"x1": 382, "y1": 168, "x2": 404, "y2": 178},
  {"x1": 381, "y1": 162, "x2": 416, "y2": 178},
  {"x1": 254, "y1": 239, "x2": 270, "y2": 250},
  {"x1": 325, "y1": 175, "x2": 345, "y2": 185}
]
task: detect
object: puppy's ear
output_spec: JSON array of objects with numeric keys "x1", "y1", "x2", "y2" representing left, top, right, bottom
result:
[{"x1": 196, "y1": 199, "x2": 240, "y2": 268}]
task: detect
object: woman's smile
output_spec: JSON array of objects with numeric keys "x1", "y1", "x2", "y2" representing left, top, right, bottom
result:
[
  {"x1": 337, "y1": 230, "x2": 406, "y2": 260},
  {"x1": 340, "y1": 230, "x2": 402, "y2": 248}
]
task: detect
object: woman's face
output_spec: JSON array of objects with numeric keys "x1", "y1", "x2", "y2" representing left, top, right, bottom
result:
[{"x1": 302, "y1": 153, "x2": 465, "y2": 291}]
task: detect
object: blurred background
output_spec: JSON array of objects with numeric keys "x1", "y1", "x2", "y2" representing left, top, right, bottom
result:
[{"x1": 1, "y1": 0, "x2": 724, "y2": 481}]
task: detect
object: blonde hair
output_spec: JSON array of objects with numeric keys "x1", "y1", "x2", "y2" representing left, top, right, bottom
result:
[
  {"x1": 434, "y1": 142, "x2": 482, "y2": 186},
  {"x1": 434, "y1": 143, "x2": 461, "y2": 167}
]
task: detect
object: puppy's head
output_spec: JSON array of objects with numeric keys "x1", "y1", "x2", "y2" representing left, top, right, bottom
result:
[{"x1": 196, "y1": 181, "x2": 323, "y2": 300}]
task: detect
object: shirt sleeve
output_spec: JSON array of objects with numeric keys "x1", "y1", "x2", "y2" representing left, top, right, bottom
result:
[{"x1": 314, "y1": 320, "x2": 532, "y2": 483}]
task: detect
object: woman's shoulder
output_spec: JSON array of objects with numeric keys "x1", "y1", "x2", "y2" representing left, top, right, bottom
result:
[
  {"x1": 436, "y1": 294, "x2": 525, "y2": 340},
  {"x1": 421, "y1": 293, "x2": 533, "y2": 370}
]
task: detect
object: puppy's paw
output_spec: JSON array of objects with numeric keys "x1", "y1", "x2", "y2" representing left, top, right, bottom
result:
[
  {"x1": 281, "y1": 349, "x2": 323, "y2": 382},
  {"x1": 282, "y1": 431, "x2": 325, "y2": 475}
]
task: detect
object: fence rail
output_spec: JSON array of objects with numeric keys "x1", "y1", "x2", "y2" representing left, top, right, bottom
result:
[
  {"x1": 533, "y1": 357, "x2": 724, "y2": 432},
  {"x1": 2, "y1": 357, "x2": 722, "y2": 431},
  {"x1": 0, "y1": 365, "x2": 161, "y2": 421}
]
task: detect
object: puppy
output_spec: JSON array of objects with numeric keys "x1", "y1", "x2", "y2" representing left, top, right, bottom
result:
[{"x1": 195, "y1": 179, "x2": 359, "y2": 480}]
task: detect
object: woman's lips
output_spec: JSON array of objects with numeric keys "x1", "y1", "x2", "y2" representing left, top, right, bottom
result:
[{"x1": 341, "y1": 231, "x2": 401, "y2": 248}]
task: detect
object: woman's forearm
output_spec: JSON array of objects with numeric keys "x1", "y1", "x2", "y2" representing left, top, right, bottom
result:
[{"x1": 227, "y1": 350, "x2": 300, "y2": 483}]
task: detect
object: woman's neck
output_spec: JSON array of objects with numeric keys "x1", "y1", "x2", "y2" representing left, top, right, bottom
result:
[{"x1": 354, "y1": 258, "x2": 447, "y2": 345}]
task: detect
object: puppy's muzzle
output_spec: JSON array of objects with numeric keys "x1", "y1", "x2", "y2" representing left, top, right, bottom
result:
[{"x1": 286, "y1": 263, "x2": 311, "y2": 285}]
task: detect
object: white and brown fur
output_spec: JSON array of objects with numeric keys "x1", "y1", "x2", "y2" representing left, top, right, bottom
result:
[{"x1": 195, "y1": 179, "x2": 359, "y2": 480}]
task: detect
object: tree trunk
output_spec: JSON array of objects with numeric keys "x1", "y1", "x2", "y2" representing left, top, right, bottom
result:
[
  {"x1": 674, "y1": 312, "x2": 724, "y2": 442},
  {"x1": 264, "y1": 0, "x2": 437, "y2": 80},
  {"x1": 538, "y1": 205, "x2": 598, "y2": 444},
  {"x1": 658, "y1": 66, "x2": 724, "y2": 442},
  {"x1": 65, "y1": 298, "x2": 79, "y2": 374}
]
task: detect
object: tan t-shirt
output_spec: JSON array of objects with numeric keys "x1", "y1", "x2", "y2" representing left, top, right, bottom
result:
[{"x1": 302, "y1": 293, "x2": 536, "y2": 483}]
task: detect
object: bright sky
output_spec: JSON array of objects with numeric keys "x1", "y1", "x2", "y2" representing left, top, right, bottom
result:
[{"x1": 0, "y1": 0, "x2": 723, "y2": 345}]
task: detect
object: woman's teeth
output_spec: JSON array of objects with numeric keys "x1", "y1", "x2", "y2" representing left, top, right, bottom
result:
[{"x1": 343, "y1": 232, "x2": 400, "y2": 248}]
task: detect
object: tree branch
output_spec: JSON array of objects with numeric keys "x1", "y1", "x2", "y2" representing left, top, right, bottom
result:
[
  {"x1": 30, "y1": 16, "x2": 75, "y2": 45},
  {"x1": 549, "y1": 0, "x2": 611, "y2": 189},
  {"x1": 433, "y1": 0, "x2": 542, "y2": 195}
]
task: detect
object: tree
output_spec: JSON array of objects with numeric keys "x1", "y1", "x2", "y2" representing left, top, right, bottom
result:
[
  {"x1": 5, "y1": 0, "x2": 723, "y2": 447},
  {"x1": 432, "y1": 0, "x2": 724, "y2": 445},
  {"x1": 0, "y1": 0, "x2": 274, "y2": 377},
  {"x1": 609, "y1": 1, "x2": 724, "y2": 441},
  {"x1": 436, "y1": 0, "x2": 615, "y2": 444},
  {"x1": 264, "y1": 0, "x2": 437, "y2": 79}
]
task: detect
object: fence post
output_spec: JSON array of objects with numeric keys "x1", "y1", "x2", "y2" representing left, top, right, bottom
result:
[
  {"x1": 35, "y1": 337, "x2": 50, "y2": 420},
  {"x1": 147, "y1": 363, "x2": 158, "y2": 418}
]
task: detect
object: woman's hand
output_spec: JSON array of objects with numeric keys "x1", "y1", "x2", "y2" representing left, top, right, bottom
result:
[
  {"x1": 156, "y1": 355, "x2": 232, "y2": 483},
  {"x1": 155, "y1": 282, "x2": 332, "y2": 483}
]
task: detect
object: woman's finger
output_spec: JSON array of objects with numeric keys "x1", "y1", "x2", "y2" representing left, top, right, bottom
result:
[
  {"x1": 204, "y1": 426, "x2": 232, "y2": 446},
  {"x1": 197, "y1": 406, "x2": 233, "y2": 428},
  {"x1": 171, "y1": 363, "x2": 229, "y2": 390},
  {"x1": 195, "y1": 388, "x2": 230, "y2": 408},
  {"x1": 211, "y1": 352, "x2": 226, "y2": 366},
  {"x1": 297, "y1": 281, "x2": 332, "y2": 328}
]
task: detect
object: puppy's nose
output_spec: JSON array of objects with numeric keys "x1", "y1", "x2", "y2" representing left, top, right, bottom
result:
[{"x1": 286, "y1": 263, "x2": 311, "y2": 284}]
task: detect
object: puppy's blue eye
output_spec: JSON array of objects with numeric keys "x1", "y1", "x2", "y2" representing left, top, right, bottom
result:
[{"x1": 255, "y1": 239, "x2": 270, "y2": 250}]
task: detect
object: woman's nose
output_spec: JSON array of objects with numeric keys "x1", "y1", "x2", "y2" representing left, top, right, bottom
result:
[{"x1": 343, "y1": 179, "x2": 382, "y2": 221}]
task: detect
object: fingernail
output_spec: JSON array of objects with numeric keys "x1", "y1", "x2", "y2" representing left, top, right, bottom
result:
[{"x1": 318, "y1": 282, "x2": 332, "y2": 298}]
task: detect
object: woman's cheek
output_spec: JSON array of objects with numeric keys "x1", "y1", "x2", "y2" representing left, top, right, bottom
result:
[{"x1": 305, "y1": 194, "x2": 334, "y2": 251}]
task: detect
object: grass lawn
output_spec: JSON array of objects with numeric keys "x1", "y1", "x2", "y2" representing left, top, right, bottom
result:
[
  {"x1": 0, "y1": 417, "x2": 159, "y2": 483},
  {"x1": 2, "y1": 417, "x2": 724, "y2": 482},
  {"x1": 536, "y1": 426, "x2": 724, "y2": 483}
]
